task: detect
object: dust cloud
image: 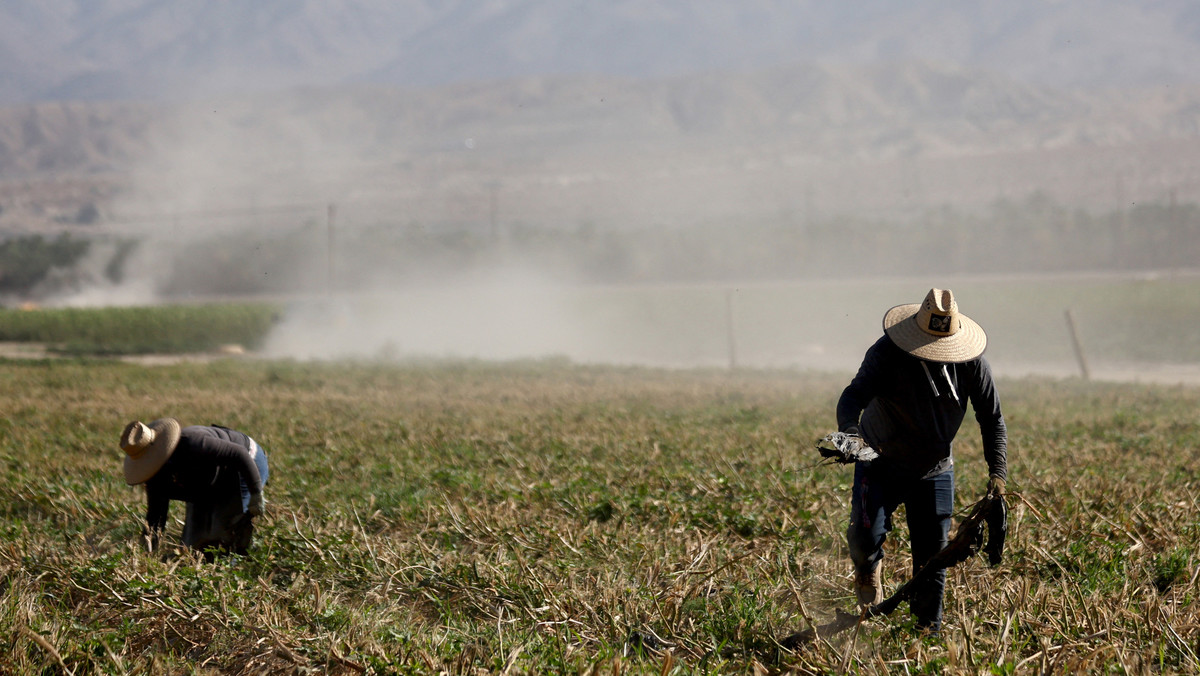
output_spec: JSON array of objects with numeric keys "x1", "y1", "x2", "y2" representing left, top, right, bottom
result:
[
  {"x1": 40, "y1": 76, "x2": 1196, "y2": 383},
  {"x1": 260, "y1": 271, "x2": 600, "y2": 364}
]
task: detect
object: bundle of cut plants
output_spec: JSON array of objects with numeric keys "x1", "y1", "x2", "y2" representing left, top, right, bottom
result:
[{"x1": 782, "y1": 490, "x2": 1007, "y2": 648}]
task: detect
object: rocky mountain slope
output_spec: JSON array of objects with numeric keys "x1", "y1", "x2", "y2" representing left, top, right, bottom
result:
[
  {"x1": 2, "y1": 59, "x2": 1200, "y2": 235},
  {"x1": 2, "y1": 2, "x2": 1200, "y2": 235},
  {"x1": 3, "y1": 0, "x2": 1199, "y2": 105}
]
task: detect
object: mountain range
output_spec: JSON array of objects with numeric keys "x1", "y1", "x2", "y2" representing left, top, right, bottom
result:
[
  {"x1": 4, "y1": 0, "x2": 1200, "y2": 105},
  {"x1": 2, "y1": 1, "x2": 1200, "y2": 237}
]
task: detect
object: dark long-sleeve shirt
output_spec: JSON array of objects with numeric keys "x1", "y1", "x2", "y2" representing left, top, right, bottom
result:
[
  {"x1": 837, "y1": 335, "x2": 1008, "y2": 480},
  {"x1": 143, "y1": 426, "x2": 262, "y2": 531}
]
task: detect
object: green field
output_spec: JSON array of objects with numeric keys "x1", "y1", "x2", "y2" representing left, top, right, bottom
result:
[
  {"x1": 1, "y1": 357, "x2": 1197, "y2": 673},
  {"x1": 0, "y1": 302, "x2": 281, "y2": 356}
]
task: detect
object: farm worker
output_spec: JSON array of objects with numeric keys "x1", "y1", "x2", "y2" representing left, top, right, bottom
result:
[
  {"x1": 837, "y1": 288, "x2": 1007, "y2": 633},
  {"x1": 120, "y1": 418, "x2": 269, "y2": 556}
]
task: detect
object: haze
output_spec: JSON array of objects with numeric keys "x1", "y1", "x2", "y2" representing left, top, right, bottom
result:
[{"x1": 3, "y1": 1, "x2": 1199, "y2": 378}]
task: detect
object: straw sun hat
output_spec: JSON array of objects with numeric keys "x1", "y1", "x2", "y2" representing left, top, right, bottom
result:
[
  {"x1": 882, "y1": 288, "x2": 987, "y2": 363},
  {"x1": 120, "y1": 418, "x2": 182, "y2": 485}
]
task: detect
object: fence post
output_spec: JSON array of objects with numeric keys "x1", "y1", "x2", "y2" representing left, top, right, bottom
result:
[
  {"x1": 326, "y1": 203, "x2": 337, "y2": 295},
  {"x1": 1064, "y1": 309, "x2": 1090, "y2": 380},
  {"x1": 726, "y1": 289, "x2": 738, "y2": 370}
]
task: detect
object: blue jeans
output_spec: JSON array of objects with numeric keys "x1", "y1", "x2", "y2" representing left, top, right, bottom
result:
[
  {"x1": 239, "y1": 438, "x2": 270, "y2": 512},
  {"x1": 847, "y1": 460, "x2": 954, "y2": 630}
]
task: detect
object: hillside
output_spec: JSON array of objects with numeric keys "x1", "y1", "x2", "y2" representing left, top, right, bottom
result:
[
  {"x1": 1, "y1": 61, "x2": 1199, "y2": 237},
  {"x1": 3, "y1": 0, "x2": 1200, "y2": 105},
  {"x1": 5, "y1": 1, "x2": 1200, "y2": 241}
]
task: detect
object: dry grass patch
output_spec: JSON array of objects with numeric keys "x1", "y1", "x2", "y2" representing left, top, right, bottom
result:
[{"x1": 0, "y1": 359, "x2": 1195, "y2": 673}]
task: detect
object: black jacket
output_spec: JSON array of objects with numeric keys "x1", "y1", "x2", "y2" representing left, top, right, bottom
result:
[
  {"x1": 837, "y1": 335, "x2": 1007, "y2": 480},
  {"x1": 143, "y1": 426, "x2": 262, "y2": 531}
]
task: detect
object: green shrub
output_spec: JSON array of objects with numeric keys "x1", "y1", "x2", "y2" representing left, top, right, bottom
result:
[{"x1": 0, "y1": 234, "x2": 90, "y2": 292}]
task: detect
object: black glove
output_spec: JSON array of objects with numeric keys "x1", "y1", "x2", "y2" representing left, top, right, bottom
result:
[
  {"x1": 983, "y1": 478, "x2": 1008, "y2": 566},
  {"x1": 247, "y1": 492, "x2": 265, "y2": 517}
]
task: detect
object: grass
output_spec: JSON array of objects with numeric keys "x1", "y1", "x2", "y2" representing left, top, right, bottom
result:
[
  {"x1": 0, "y1": 357, "x2": 1197, "y2": 674},
  {"x1": 0, "y1": 303, "x2": 281, "y2": 355}
]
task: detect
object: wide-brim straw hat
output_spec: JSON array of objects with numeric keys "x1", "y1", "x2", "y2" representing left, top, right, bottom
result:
[
  {"x1": 121, "y1": 418, "x2": 182, "y2": 485},
  {"x1": 882, "y1": 288, "x2": 987, "y2": 363}
]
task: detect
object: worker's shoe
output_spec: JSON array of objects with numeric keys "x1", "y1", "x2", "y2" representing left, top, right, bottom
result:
[{"x1": 854, "y1": 563, "x2": 883, "y2": 606}]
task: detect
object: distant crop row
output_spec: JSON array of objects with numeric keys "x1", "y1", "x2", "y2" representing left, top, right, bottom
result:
[{"x1": 0, "y1": 302, "x2": 281, "y2": 355}]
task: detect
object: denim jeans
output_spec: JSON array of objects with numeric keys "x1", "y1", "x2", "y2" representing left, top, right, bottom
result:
[
  {"x1": 239, "y1": 438, "x2": 270, "y2": 512},
  {"x1": 846, "y1": 459, "x2": 954, "y2": 630}
]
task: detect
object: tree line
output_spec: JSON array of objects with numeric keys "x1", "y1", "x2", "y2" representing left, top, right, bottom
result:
[{"x1": 2, "y1": 192, "x2": 1197, "y2": 301}]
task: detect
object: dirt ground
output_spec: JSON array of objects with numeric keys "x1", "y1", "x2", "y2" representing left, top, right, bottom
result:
[
  {"x1": 0, "y1": 342, "x2": 232, "y2": 365},
  {"x1": 4, "y1": 341, "x2": 1199, "y2": 387}
]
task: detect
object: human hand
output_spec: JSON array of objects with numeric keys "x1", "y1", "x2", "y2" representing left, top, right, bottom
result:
[
  {"x1": 247, "y1": 492, "x2": 265, "y2": 517},
  {"x1": 987, "y1": 476, "x2": 1006, "y2": 498}
]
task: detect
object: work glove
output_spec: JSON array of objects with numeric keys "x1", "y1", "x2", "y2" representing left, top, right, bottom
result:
[
  {"x1": 816, "y1": 429, "x2": 878, "y2": 464},
  {"x1": 987, "y1": 476, "x2": 1005, "y2": 499},
  {"x1": 983, "y1": 480, "x2": 1008, "y2": 566},
  {"x1": 247, "y1": 492, "x2": 265, "y2": 517}
]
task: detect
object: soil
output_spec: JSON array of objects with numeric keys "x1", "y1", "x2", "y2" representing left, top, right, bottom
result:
[{"x1": 3, "y1": 341, "x2": 1198, "y2": 386}]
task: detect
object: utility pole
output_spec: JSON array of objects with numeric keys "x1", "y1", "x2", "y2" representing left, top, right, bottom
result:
[
  {"x1": 726, "y1": 289, "x2": 738, "y2": 370},
  {"x1": 1064, "y1": 309, "x2": 1090, "y2": 381},
  {"x1": 488, "y1": 182, "x2": 500, "y2": 243},
  {"x1": 327, "y1": 203, "x2": 337, "y2": 295}
]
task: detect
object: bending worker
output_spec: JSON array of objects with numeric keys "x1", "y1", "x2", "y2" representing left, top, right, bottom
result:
[
  {"x1": 837, "y1": 288, "x2": 1007, "y2": 633},
  {"x1": 120, "y1": 418, "x2": 269, "y2": 556}
]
